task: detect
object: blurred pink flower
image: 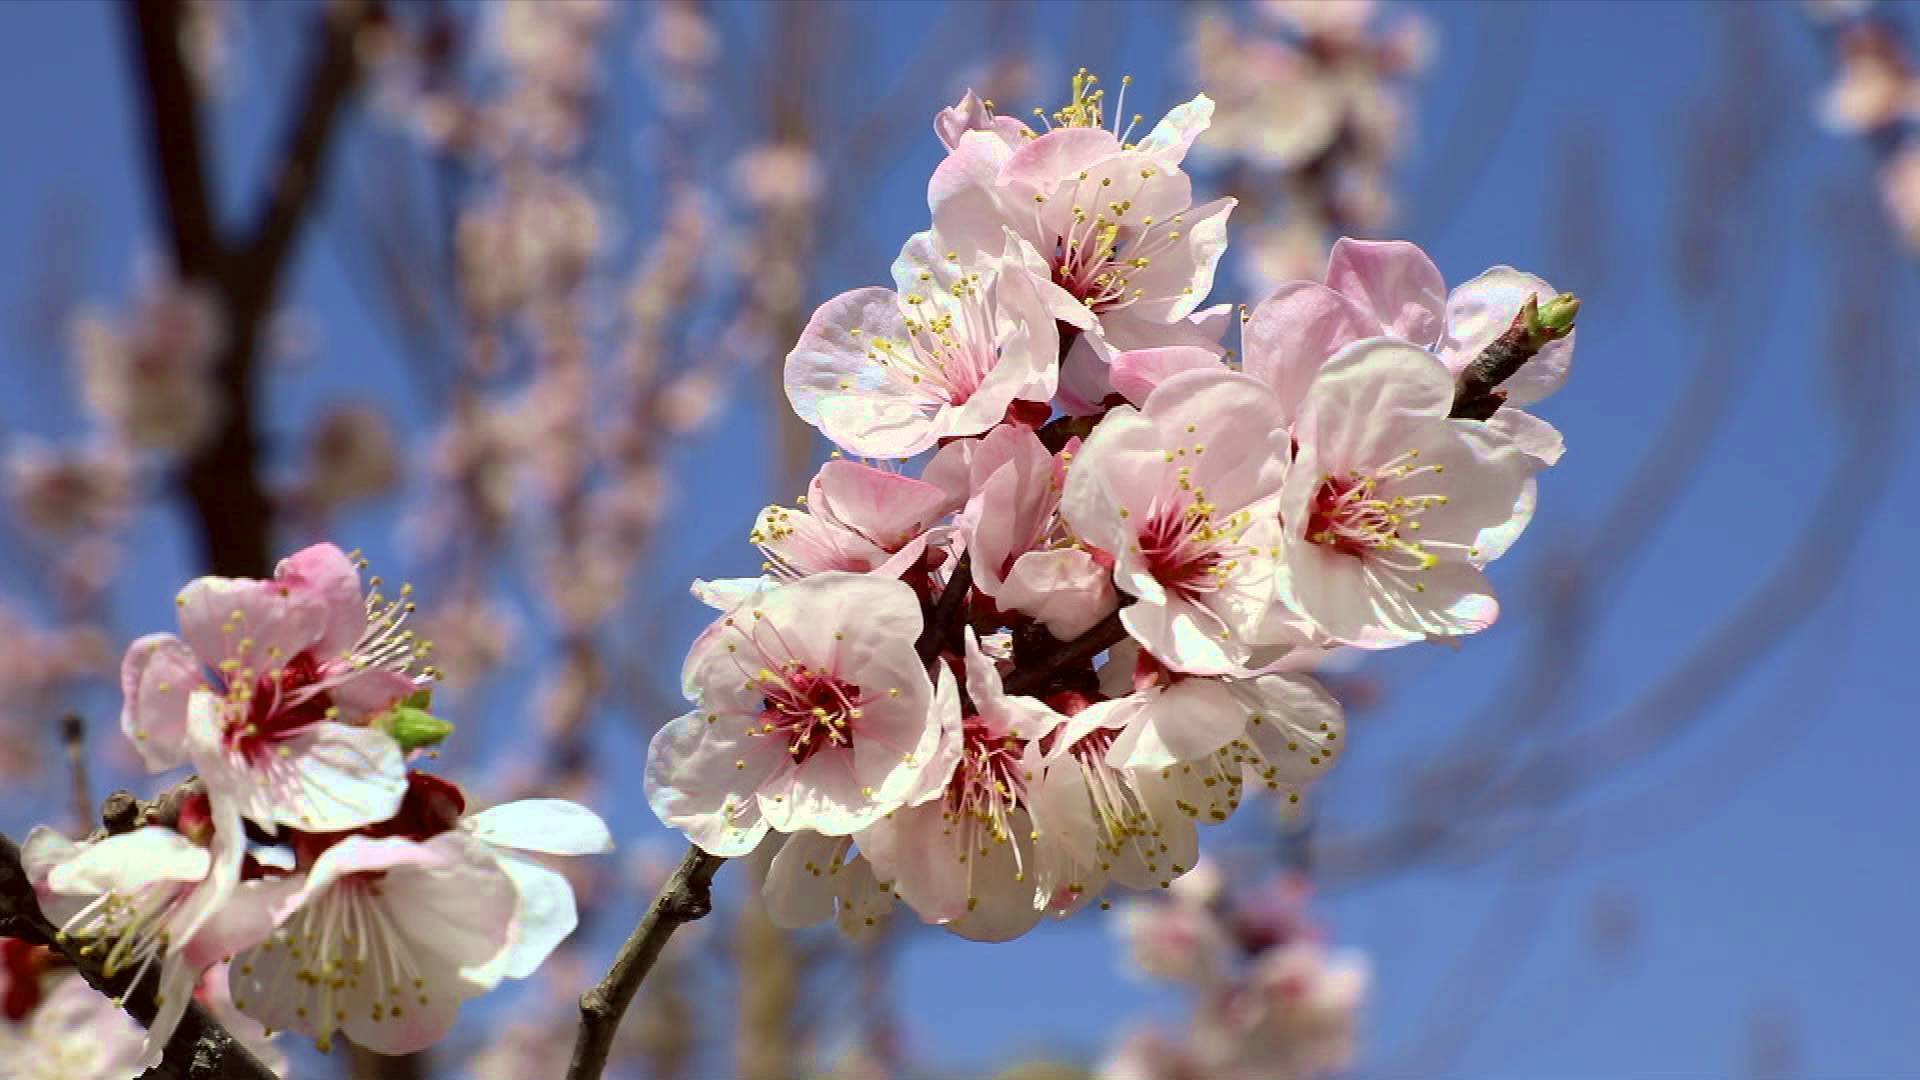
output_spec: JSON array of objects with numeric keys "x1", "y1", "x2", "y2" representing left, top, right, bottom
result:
[
  {"x1": 4, "y1": 438, "x2": 134, "y2": 536},
  {"x1": 70, "y1": 270, "x2": 224, "y2": 453}
]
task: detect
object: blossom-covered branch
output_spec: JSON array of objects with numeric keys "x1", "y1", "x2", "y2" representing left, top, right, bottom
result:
[
  {"x1": 0, "y1": 832, "x2": 279, "y2": 1080},
  {"x1": 643, "y1": 71, "x2": 1579, "y2": 967},
  {"x1": 3, "y1": 544, "x2": 613, "y2": 1073}
]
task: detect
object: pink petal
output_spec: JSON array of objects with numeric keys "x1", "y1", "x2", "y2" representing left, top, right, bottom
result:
[
  {"x1": 272, "y1": 543, "x2": 366, "y2": 661},
  {"x1": 1124, "y1": 196, "x2": 1235, "y2": 325},
  {"x1": 1110, "y1": 346, "x2": 1228, "y2": 407},
  {"x1": 929, "y1": 130, "x2": 1021, "y2": 260},
  {"x1": 175, "y1": 574, "x2": 328, "y2": 676},
  {"x1": 1134, "y1": 94, "x2": 1215, "y2": 164},
  {"x1": 1242, "y1": 282, "x2": 1378, "y2": 424},
  {"x1": 120, "y1": 633, "x2": 201, "y2": 772},
  {"x1": 999, "y1": 127, "x2": 1123, "y2": 190},
  {"x1": 1325, "y1": 237, "x2": 1446, "y2": 346},
  {"x1": 811, "y1": 460, "x2": 956, "y2": 550}
]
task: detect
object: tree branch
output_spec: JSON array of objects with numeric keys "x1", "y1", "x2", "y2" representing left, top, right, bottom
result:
[
  {"x1": 566, "y1": 845, "x2": 727, "y2": 1080},
  {"x1": 1449, "y1": 293, "x2": 1580, "y2": 421},
  {"x1": 123, "y1": 0, "x2": 380, "y2": 578},
  {"x1": 915, "y1": 553, "x2": 973, "y2": 665},
  {"x1": 236, "y1": 0, "x2": 378, "y2": 308},
  {"x1": 1003, "y1": 608, "x2": 1128, "y2": 697},
  {"x1": 125, "y1": 0, "x2": 221, "y2": 279},
  {"x1": 0, "y1": 832, "x2": 279, "y2": 1080}
]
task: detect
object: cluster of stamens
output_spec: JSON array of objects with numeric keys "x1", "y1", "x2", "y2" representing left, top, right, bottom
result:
[
  {"x1": 944, "y1": 718, "x2": 1037, "y2": 906},
  {"x1": 241, "y1": 875, "x2": 430, "y2": 1054},
  {"x1": 1130, "y1": 459, "x2": 1252, "y2": 606},
  {"x1": 55, "y1": 880, "x2": 188, "y2": 987},
  {"x1": 849, "y1": 266, "x2": 1000, "y2": 406},
  {"x1": 1304, "y1": 450, "x2": 1449, "y2": 578}
]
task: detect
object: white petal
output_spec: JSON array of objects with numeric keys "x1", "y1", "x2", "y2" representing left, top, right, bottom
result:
[{"x1": 465, "y1": 800, "x2": 613, "y2": 856}]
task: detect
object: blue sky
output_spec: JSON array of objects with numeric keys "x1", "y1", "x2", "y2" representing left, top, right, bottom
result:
[{"x1": 1, "y1": 2, "x2": 1916, "y2": 1078}]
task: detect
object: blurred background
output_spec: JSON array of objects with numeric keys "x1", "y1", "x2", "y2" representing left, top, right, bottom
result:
[{"x1": 0, "y1": 1, "x2": 1915, "y2": 1078}]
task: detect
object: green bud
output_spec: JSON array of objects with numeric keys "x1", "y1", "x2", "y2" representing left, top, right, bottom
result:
[
  {"x1": 382, "y1": 705, "x2": 454, "y2": 751},
  {"x1": 1533, "y1": 292, "x2": 1581, "y2": 337},
  {"x1": 402, "y1": 688, "x2": 433, "y2": 710}
]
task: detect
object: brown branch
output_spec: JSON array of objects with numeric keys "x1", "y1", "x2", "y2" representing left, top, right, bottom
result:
[
  {"x1": 1003, "y1": 608, "x2": 1128, "y2": 697},
  {"x1": 1449, "y1": 293, "x2": 1580, "y2": 421},
  {"x1": 566, "y1": 845, "x2": 727, "y2": 1080},
  {"x1": 124, "y1": 0, "x2": 380, "y2": 578},
  {"x1": 125, "y1": 0, "x2": 221, "y2": 279},
  {"x1": 0, "y1": 832, "x2": 279, "y2": 1080},
  {"x1": 915, "y1": 554, "x2": 973, "y2": 665},
  {"x1": 236, "y1": 0, "x2": 377, "y2": 308}
]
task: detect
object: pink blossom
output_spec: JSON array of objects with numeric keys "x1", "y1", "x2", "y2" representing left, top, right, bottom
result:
[
  {"x1": 299, "y1": 403, "x2": 399, "y2": 514},
  {"x1": 857, "y1": 632, "x2": 1065, "y2": 941},
  {"x1": 1115, "y1": 890, "x2": 1233, "y2": 986},
  {"x1": 785, "y1": 230, "x2": 1064, "y2": 459},
  {"x1": 1270, "y1": 338, "x2": 1530, "y2": 646},
  {"x1": 230, "y1": 830, "x2": 519, "y2": 1055},
  {"x1": 70, "y1": 271, "x2": 224, "y2": 453},
  {"x1": 750, "y1": 460, "x2": 956, "y2": 581},
  {"x1": 1228, "y1": 942, "x2": 1370, "y2": 1078},
  {"x1": 1882, "y1": 141, "x2": 1920, "y2": 250},
  {"x1": 933, "y1": 89, "x2": 1034, "y2": 152},
  {"x1": 761, "y1": 831, "x2": 894, "y2": 943},
  {"x1": 646, "y1": 574, "x2": 952, "y2": 855},
  {"x1": 197, "y1": 964, "x2": 289, "y2": 1077},
  {"x1": 935, "y1": 425, "x2": 1118, "y2": 639},
  {"x1": 119, "y1": 543, "x2": 431, "y2": 832},
  {"x1": 1819, "y1": 22, "x2": 1918, "y2": 134},
  {"x1": 3, "y1": 438, "x2": 134, "y2": 537},
  {"x1": 1246, "y1": 237, "x2": 1573, "y2": 465},
  {"x1": 460, "y1": 797, "x2": 614, "y2": 981},
  {"x1": 1060, "y1": 369, "x2": 1292, "y2": 675},
  {"x1": 929, "y1": 85, "x2": 1235, "y2": 411},
  {"x1": 21, "y1": 797, "x2": 289, "y2": 1067}
]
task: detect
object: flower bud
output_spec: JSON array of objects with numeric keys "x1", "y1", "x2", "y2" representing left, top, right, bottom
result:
[
  {"x1": 381, "y1": 703, "x2": 455, "y2": 752},
  {"x1": 1532, "y1": 292, "x2": 1581, "y2": 337}
]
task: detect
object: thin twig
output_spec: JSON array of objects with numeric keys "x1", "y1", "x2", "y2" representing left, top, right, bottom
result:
[
  {"x1": 566, "y1": 845, "x2": 727, "y2": 1080},
  {"x1": 59, "y1": 714, "x2": 91, "y2": 833}
]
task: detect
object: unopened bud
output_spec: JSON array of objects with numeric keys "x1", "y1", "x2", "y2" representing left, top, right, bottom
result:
[
  {"x1": 381, "y1": 704, "x2": 454, "y2": 751},
  {"x1": 1532, "y1": 292, "x2": 1581, "y2": 337}
]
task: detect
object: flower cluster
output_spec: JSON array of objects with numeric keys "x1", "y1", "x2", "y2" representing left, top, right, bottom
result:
[
  {"x1": 647, "y1": 76, "x2": 1576, "y2": 941},
  {"x1": 1102, "y1": 866, "x2": 1368, "y2": 1080},
  {"x1": 16, "y1": 543, "x2": 611, "y2": 1067}
]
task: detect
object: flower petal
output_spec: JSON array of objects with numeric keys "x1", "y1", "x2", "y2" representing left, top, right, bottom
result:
[
  {"x1": 1324, "y1": 237, "x2": 1446, "y2": 346},
  {"x1": 465, "y1": 799, "x2": 614, "y2": 856},
  {"x1": 1242, "y1": 281, "x2": 1378, "y2": 424},
  {"x1": 119, "y1": 633, "x2": 201, "y2": 772}
]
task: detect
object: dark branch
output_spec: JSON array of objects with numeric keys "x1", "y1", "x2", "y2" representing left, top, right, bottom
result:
[
  {"x1": 915, "y1": 554, "x2": 973, "y2": 665},
  {"x1": 125, "y1": 0, "x2": 221, "y2": 279},
  {"x1": 1449, "y1": 293, "x2": 1580, "y2": 421},
  {"x1": 1003, "y1": 608, "x2": 1128, "y2": 697},
  {"x1": 237, "y1": 0, "x2": 378, "y2": 307},
  {"x1": 567, "y1": 845, "x2": 726, "y2": 1080},
  {"x1": 124, "y1": 0, "x2": 380, "y2": 578},
  {"x1": 0, "y1": 833, "x2": 279, "y2": 1080}
]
